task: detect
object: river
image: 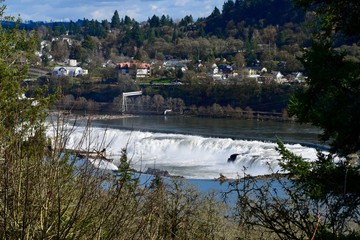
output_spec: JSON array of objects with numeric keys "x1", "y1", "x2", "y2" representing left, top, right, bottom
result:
[{"x1": 61, "y1": 115, "x2": 325, "y2": 180}]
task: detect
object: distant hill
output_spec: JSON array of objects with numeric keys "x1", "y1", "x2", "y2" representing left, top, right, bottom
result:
[
  {"x1": 2, "y1": 0, "x2": 304, "y2": 34},
  {"x1": 203, "y1": 0, "x2": 305, "y2": 37}
]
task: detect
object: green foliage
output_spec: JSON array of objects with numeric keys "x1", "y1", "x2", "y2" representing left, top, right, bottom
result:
[
  {"x1": 131, "y1": 24, "x2": 144, "y2": 47},
  {"x1": 149, "y1": 80, "x2": 298, "y2": 113},
  {"x1": 294, "y1": 0, "x2": 360, "y2": 37},
  {"x1": 82, "y1": 35, "x2": 96, "y2": 50},
  {"x1": 289, "y1": 0, "x2": 360, "y2": 156},
  {"x1": 117, "y1": 148, "x2": 134, "y2": 185},
  {"x1": 142, "y1": 178, "x2": 234, "y2": 239},
  {"x1": 69, "y1": 43, "x2": 88, "y2": 62},
  {"x1": 285, "y1": 6, "x2": 360, "y2": 235},
  {"x1": 111, "y1": 10, "x2": 121, "y2": 29},
  {"x1": 0, "y1": 17, "x2": 50, "y2": 132},
  {"x1": 277, "y1": 140, "x2": 360, "y2": 199},
  {"x1": 205, "y1": 0, "x2": 305, "y2": 37},
  {"x1": 123, "y1": 15, "x2": 133, "y2": 26},
  {"x1": 69, "y1": 20, "x2": 82, "y2": 35},
  {"x1": 226, "y1": 140, "x2": 360, "y2": 239},
  {"x1": 289, "y1": 44, "x2": 360, "y2": 155},
  {"x1": 229, "y1": 165, "x2": 360, "y2": 239},
  {"x1": 5, "y1": 0, "x2": 313, "y2": 77},
  {"x1": 276, "y1": 140, "x2": 312, "y2": 177},
  {"x1": 148, "y1": 15, "x2": 160, "y2": 28},
  {"x1": 82, "y1": 19, "x2": 107, "y2": 37},
  {"x1": 209, "y1": 7, "x2": 221, "y2": 18},
  {"x1": 289, "y1": 43, "x2": 360, "y2": 155}
]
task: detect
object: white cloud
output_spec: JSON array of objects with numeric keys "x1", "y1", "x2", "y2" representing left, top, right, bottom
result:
[
  {"x1": 174, "y1": 0, "x2": 190, "y2": 7},
  {"x1": 150, "y1": 4, "x2": 158, "y2": 11}
]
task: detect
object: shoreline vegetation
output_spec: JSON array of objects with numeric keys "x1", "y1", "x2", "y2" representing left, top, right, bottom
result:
[
  {"x1": 48, "y1": 110, "x2": 138, "y2": 121},
  {"x1": 50, "y1": 107, "x2": 296, "y2": 122}
]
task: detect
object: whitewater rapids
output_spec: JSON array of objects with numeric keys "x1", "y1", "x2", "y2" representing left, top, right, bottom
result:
[{"x1": 51, "y1": 123, "x2": 319, "y2": 180}]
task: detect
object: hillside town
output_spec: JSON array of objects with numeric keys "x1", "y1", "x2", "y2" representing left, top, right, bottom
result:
[
  {"x1": 43, "y1": 36, "x2": 306, "y2": 85},
  {"x1": 11, "y1": 0, "x2": 330, "y2": 120}
]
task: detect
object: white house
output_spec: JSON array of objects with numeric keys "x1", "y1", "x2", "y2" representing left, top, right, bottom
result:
[
  {"x1": 52, "y1": 66, "x2": 87, "y2": 77},
  {"x1": 275, "y1": 71, "x2": 287, "y2": 84},
  {"x1": 68, "y1": 59, "x2": 77, "y2": 67},
  {"x1": 163, "y1": 59, "x2": 189, "y2": 72},
  {"x1": 294, "y1": 72, "x2": 306, "y2": 83}
]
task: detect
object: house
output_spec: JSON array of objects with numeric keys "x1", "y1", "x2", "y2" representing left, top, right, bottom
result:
[
  {"x1": 163, "y1": 59, "x2": 189, "y2": 72},
  {"x1": 136, "y1": 63, "x2": 151, "y2": 78},
  {"x1": 294, "y1": 72, "x2": 306, "y2": 83},
  {"x1": 68, "y1": 59, "x2": 77, "y2": 67},
  {"x1": 218, "y1": 64, "x2": 233, "y2": 74},
  {"x1": 211, "y1": 63, "x2": 236, "y2": 80},
  {"x1": 245, "y1": 66, "x2": 262, "y2": 76},
  {"x1": 271, "y1": 71, "x2": 288, "y2": 84},
  {"x1": 212, "y1": 74, "x2": 224, "y2": 81},
  {"x1": 118, "y1": 62, "x2": 151, "y2": 78},
  {"x1": 52, "y1": 66, "x2": 87, "y2": 77}
]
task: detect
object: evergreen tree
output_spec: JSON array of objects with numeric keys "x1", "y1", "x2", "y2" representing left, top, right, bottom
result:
[
  {"x1": 234, "y1": 0, "x2": 241, "y2": 9},
  {"x1": 222, "y1": 0, "x2": 235, "y2": 14},
  {"x1": 69, "y1": 43, "x2": 85, "y2": 62},
  {"x1": 273, "y1": 1, "x2": 360, "y2": 237},
  {"x1": 172, "y1": 27, "x2": 178, "y2": 43},
  {"x1": 294, "y1": 0, "x2": 360, "y2": 37},
  {"x1": 160, "y1": 14, "x2": 169, "y2": 26},
  {"x1": 148, "y1": 14, "x2": 160, "y2": 28},
  {"x1": 210, "y1": 7, "x2": 221, "y2": 18},
  {"x1": 131, "y1": 24, "x2": 144, "y2": 47},
  {"x1": 101, "y1": 19, "x2": 110, "y2": 31},
  {"x1": 123, "y1": 15, "x2": 132, "y2": 25},
  {"x1": 198, "y1": 26, "x2": 206, "y2": 37},
  {"x1": 82, "y1": 35, "x2": 96, "y2": 50},
  {"x1": 111, "y1": 10, "x2": 121, "y2": 29},
  {"x1": 181, "y1": 15, "x2": 193, "y2": 26},
  {"x1": 148, "y1": 28, "x2": 156, "y2": 44},
  {"x1": 69, "y1": 20, "x2": 81, "y2": 35},
  {"x1": 290, "y1": 0, "x2": 360, "y2": 155}
]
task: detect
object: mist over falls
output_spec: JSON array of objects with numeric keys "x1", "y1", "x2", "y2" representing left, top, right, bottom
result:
[{"x1": 59, "y1": 124, "x2": 318, "y2": 179}]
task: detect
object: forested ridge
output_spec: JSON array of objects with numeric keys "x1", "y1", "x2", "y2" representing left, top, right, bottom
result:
[{"x1": 0, "y1": 0, "x2": 313, "y2": 118}]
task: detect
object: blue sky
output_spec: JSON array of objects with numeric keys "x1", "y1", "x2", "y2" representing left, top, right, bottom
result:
[{"x1": 5, "y1": 0, "x2": 224, "y2": 22}]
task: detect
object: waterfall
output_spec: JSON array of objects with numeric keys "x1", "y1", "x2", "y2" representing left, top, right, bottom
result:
[{"x1": 53, "y1": 124, "x2": 318, "y2": 179}]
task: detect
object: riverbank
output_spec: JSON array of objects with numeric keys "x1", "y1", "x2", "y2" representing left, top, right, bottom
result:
[
  {"x1": 48, "y1": 110, "x2": 138, "y2": 121},
  {"x1": 54, "y1": 101, "x2": 296, "y2": 122}
]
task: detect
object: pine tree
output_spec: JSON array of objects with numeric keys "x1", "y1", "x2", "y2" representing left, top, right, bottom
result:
[
  {"x1": 289, "y1": 0, "x2": 360, "y2": 155},
  {"x1": 110, "y1": 10, "x2": 121, "y2": 29}
]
